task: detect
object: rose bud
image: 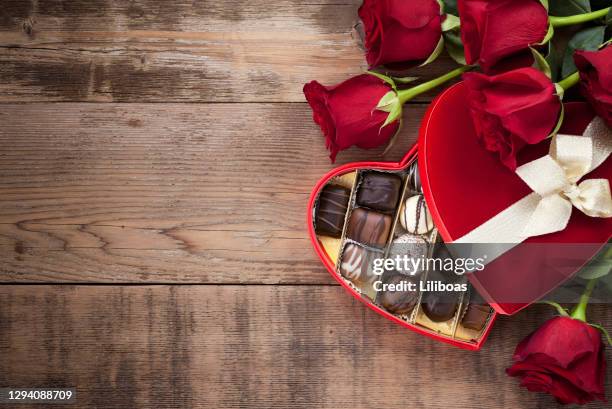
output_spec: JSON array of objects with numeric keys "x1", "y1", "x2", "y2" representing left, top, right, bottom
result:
[
  {"x1": 358, "y1": 0, "x2": 444, "y2": 68},
  {"x1": 458, "y1": 0, "x2": 549, "y2": 73},
  {"x1": 574, "y1": 46, "x2": 612, "y2": 128},
  {"x1": 463, "y1": 67, "x2": 562, "y2": 170},
  {"x1": 507, "y1": 316, "x2": 606, "y2": 405},
  {"x1": 303, "y1": 74, "x2": 400, "y2": 162}
]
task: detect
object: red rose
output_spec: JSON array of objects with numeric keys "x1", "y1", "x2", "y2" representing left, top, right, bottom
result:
[
  {"x1": 358, "y1": 0, "x2": 443, "y2": 68},
  {"x1": 303, "y1": 74, "x2": 399, "y2": 162},
  {"x1": 507, "y1": 316, "x2": 606, "y2": 405},
  {"x1": 458, "y1": 0, "x2": 548, "y2": 73},
  {"x1": 575, "y1": 46, "x2": 612, "y2": 128},
  {"x1": 463, "y1": 67, "x2": 561, "y2": 170}
]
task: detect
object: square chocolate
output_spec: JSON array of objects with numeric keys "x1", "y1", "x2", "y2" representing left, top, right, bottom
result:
[
  {"x1": 346, "y1": 207, "x2": 392, "y2": 248},
  {"x1": 315, "y1": 184, "x2": 351, "y2": 238},
  {"x1": 339, "y1": 243, "x2": 378, "y2": 288},
  {"x1": 356, "y1": 172, "x2": 402, "y2": 212}
]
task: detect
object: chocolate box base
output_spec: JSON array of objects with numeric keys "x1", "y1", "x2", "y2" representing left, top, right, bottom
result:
[{"x1": 308, "y1": 150, "x2": 497, "y2": 350}]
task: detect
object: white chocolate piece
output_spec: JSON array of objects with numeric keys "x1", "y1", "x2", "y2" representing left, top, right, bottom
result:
[{"x1": 399, "y1": 195, "x2": 433, "y2": 234}]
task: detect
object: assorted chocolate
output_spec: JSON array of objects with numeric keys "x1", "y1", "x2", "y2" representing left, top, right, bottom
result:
[
  {"x1": 312, "y1": 162, "x2": 493, "y2": 345},
  {"x1": 377, "y1": 270, "x2": 421, "y2": 315},
  {"x1": 315, "y1": 184, "x2": 351, "y2": 238},
  {"x1": 400, "y1": 195, "x2": 433, "y2": 234},
  {"x1": 339, "y1": 243, "x2": 379, "y2": 299},
  {"x1": 356, "y1": 172, "x2": 402, "y2": 212},
  {"x1": 461, "y1": 303, "x2": 491, "y2": 331},
  {"x1": 347, "y1": 208, "x2": 392, "y2": 248}
]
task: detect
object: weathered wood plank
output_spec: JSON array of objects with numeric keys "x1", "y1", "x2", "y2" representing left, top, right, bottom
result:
[
  {"x1": 0, "y1": 285, "x2": 609, "y2": 409},
  {"x1": 0, "y1": 102, "x2": 422, "y2": 283},
  {"x1": 0, "y1": 0, "x2": 458, "y2": 102}
]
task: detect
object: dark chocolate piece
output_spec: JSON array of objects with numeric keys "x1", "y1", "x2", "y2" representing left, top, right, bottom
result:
[
  {"x1": 461, "y1": 304, "x2": 491, "y2": 331},
  {"x1": 315, "y1": 184, "x2": 351, "y2": 238},
  {"x1": 378, "y1": 270, "x2": 421, "y2": 315},
  {"x1": 421, "y1": 245, "x2": 460, "y2": 322},
  {"x1": 356, "y1": 172, "x2": 402, "y2": 212},
  {"x1": 347, "y1": 208, "x2": 392, "y2": 248},
  {"x1": 339, "y1": 243, "x2": 377, "y2": 289}
]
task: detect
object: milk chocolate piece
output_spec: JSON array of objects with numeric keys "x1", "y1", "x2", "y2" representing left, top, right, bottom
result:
[
  {"x1": 421, "y1": 245, "x2": 460, "y2": 322},
  {"x1": 339, "y1": 243, "x2": 378, "y2": 289},
  {"x1": 356, "y1": 172, "x2": 402, "y2": 212},
  {"x1": 347, "y1": 208, "x2": 392, "y2": 247},
  {"x1": 461, "y1": 304, "x2": 491, "y2": 331},
  {"x1": 315, "y1": 184, "x2": 351, "y2": 238},
  {"x1": 378, "y1": 270, "x2": 421, "y2": 315}
]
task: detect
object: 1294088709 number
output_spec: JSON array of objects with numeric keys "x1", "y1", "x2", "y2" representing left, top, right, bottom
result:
[{"x1": 0, "y1": 388, "x2": 76, "y2": 404}]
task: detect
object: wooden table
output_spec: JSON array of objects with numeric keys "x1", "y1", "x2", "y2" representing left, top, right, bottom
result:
[{"x1": 1, "y1": 2, "x2": 610, "y2": 408}]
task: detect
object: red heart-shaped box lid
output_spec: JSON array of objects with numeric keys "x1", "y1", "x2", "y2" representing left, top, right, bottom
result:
[{"x1": 419, "y1": 82, "x2": 612, "y2": 315}]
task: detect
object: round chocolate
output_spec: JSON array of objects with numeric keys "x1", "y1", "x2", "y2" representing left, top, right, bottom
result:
[
  {"x1": 378, "y1": 271, "x2": 421, "y2": 315},
  {"x1": 391, "y1": 234, "x2": 428, "y2": 256},
  {"x1": 399, "y1": 195, "x2": 433, "y2": 234}
]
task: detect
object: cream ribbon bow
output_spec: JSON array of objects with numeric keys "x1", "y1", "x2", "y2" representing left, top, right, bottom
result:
[
  {"x1": 455, "y1": 117, "x2": 612, "y2": 246},
  {"x1": 516, "y1": 117, "x2": 612, "y2": 237}
]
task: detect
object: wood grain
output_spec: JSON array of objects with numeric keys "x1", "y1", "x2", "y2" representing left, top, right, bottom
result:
[
  {"x1": 0, "y1": 0, "x2": 459, "y2": 103},
  {"x1": 0, "y1": 285, "x2": 610, "y2": 409},
  {"x1": 0, "y1": 102, "x2": 423, "y2": 283}
]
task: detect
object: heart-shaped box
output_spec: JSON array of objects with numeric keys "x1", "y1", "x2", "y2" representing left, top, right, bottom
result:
[
  {"x1": 308, "y1": 150, "x2": 497, "y2": 350},
  {"x1": 308, "y1": 82, "x2": 611, "y2": 349}
]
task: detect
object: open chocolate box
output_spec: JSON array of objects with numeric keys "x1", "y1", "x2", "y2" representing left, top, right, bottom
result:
[{"x1": 307, "y1": 151, "x2": 496, "y2": 350}]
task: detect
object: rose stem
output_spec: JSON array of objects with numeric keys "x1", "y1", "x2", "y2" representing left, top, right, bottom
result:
[
  {"x1": 557, "y1": 71, "x2": 580, "y2": 90},
  {"x1": 570, "y1": 278, "x2": 598, "y2": 322},
  {"x1": 397, "y1": 65, "x2": 473, "y2": 105},
  {"x1": 549, "y1": 7, "x2": 611, "y2": 28}
]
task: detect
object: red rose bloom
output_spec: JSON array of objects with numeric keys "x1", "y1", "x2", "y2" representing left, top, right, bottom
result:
[
  {"x1": 463, "y1": 67, "x2": 561, "y2": 170},
  {"x1": 458, "y1": 0, "x2": 548, "y2": 73},
  {"x1": 303, "y1": 74, "x2": 399, "y2": 162},
  {"x1": 575, "y1": 46, "x2": 612, "y2": 128},
  {"x1": 358, "y1": 0, "x2": 443, "y2": 68},
  {"x1": 507, "y1": 316, "x2": 606, "y2": 405}
]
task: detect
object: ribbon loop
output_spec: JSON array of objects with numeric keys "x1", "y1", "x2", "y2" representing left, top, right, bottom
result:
[{"x1": 456, "y1": 117, "x2": 612, "y2": 245}]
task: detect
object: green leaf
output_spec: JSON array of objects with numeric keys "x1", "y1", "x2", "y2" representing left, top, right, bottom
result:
[
  {"x1": 607, "y1": 6, "x2": 612, "y2": 27},
  {"x1": 589, "y1": 323, "x2": 612, "y2": 346},
  {"x1": 365, "y1": 71, "x2": 397, "y2": 90},
  {"x1": 444, "y1": 30, "x2": 466, "y2": 65},
  {"x1": 549, "y1": 0, "x2": 591, "y2": 16},
  {"x1": 561, "y1": 26, "x2": 606, "y2": 78},
  {"x1": 539, "y1": 0, "x2": 549, "y2": 11},
  {"x1": 441, "y1": 14, "x2": 460, "y2": 32},
  {"x1": 376, "y1": 90, "x2": 399, "y2": 111},
  {"x1": 381, "y1": 102, "x2": 402, "y2": 128},
  {"x1": 420, "y1": 36, "x2": 445, "y2": 66},
  {"x1": 442, "y1": 0, "x2": 458, "y2": 16},
  {"x1": 537, "y1": 24, "x2": 555, "y2": 46},
  {"x1": 531, "y1": 47, "x2": 552, "y2": 78},
  {"x1": 541, "y1": 300, "x2": 570, "y2": 316},
  {"x1": 548, "y1": 100, "x2": 565, "y2": 137}
]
